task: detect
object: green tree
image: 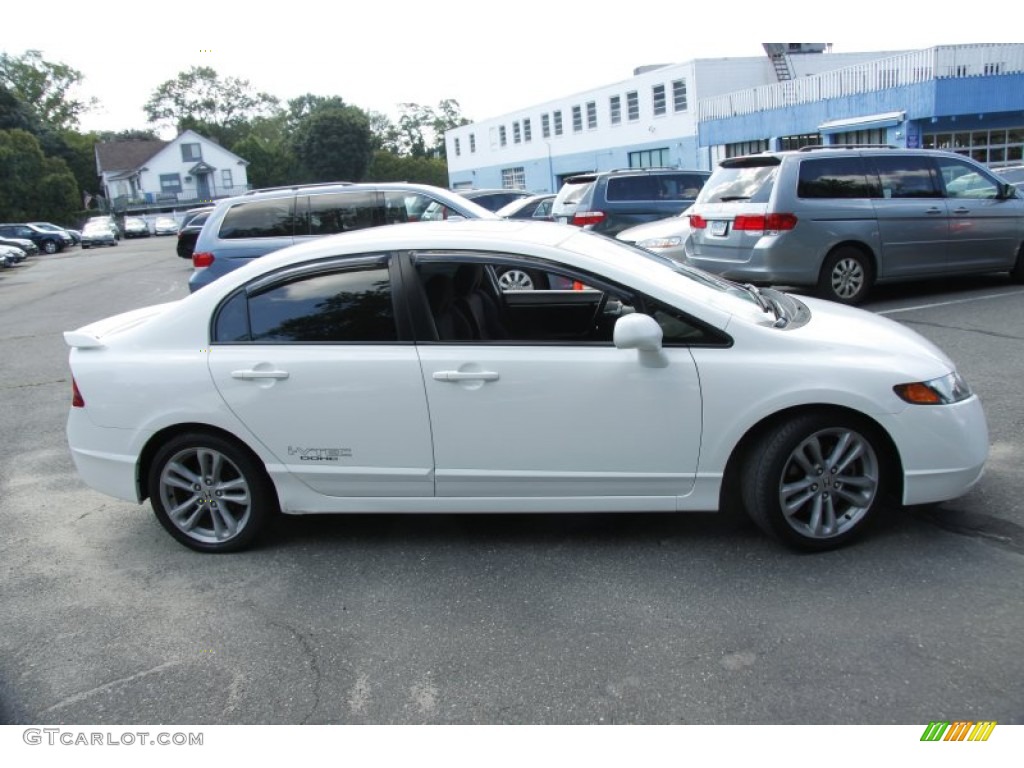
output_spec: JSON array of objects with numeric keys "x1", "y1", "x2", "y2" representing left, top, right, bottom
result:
[
  {"x1": 364, "y1": 150, "x2": 448, "y2": 187},
  {"x1": 231, "y1": 133, "x2": 297, "y2": 189},
  {"x1": 144, "y1": 66, "x2": 280, "y2": 144},
  {"x1": 290, "y1": 106, "x2": 373, "y2": 183},
  {"x1": 391, "y1": 100, "x2": 470, "y2": 159},
  {"x1": 0, "y1": 128, "x2": 79, "y2": 221},
  {"x1": 0, "y1": 50, "x2": 96, "y2": 132}
]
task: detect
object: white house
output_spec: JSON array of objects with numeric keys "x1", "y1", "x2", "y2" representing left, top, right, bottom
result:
[{"x1": 95, "y1": 129, "x2": 250, "y2": 212}]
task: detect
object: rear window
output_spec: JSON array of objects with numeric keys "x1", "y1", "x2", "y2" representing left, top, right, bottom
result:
[
  {"x1": 696, "y1": 163, "x2": 778, "y2": 204},
  {"x1": 219, "y1": 198, "x2": 296, "y2": 239},
  {"x1": 606, "y1": 173, "x2": 708, "y2": 202},
  {"x1": 555, "y1": 179, "x2": 594, "y2": 206},
  {"x1": 797, "y1": 157, "x2": 876, "y2": 199}
]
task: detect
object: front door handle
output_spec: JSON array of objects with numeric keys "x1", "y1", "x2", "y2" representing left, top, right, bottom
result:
[
  {"x1": 952, "y1": 207, "x2": 970, "y2": 215},
  {"x1": 925, "y1": 207, "x2": 943, "y2": 214},
  {"x1": 232, "y1": 369, "x2": 290, "y2": 380},
  {"x1": 432, "y1": 370, "x2": 500, "y2": 382}
]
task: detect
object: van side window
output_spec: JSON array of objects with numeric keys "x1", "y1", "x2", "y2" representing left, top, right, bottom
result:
[
  {"x1": 301, "y1": 191, "x2": 382, "y2": 236},
  {"x1": 218, "y1": 198, "x2": 296, "y2": 239},
  {"x1": 872, "y1": 156, "x2": 942, "y2": 199},
  {"x1": 797, "y1": 157, "x2": 876, "y2": 199},
  {"x1": 936, "y1": 158, "x2": 1002, "y2": 199}
]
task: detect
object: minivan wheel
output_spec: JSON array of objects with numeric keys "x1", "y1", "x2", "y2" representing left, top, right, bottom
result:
[
  {"x1": 147, "y1": 433, "x2": 275, "y2": 552},
  {"x1": 741, "y1": 414, "x2": 883, "y2": 552},
  {"x1": 817, "y1": 247, "x2": 873, "y2": 305}
]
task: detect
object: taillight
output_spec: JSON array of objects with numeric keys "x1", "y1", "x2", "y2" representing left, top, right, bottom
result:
[
  {"x1": 192, "y1": 251, "x2": 215, "y2": 268},
  {"x1": 571, "y1": 211, "x2": 606, "y2": 227},
  {"x1": 688, "y1": 214, "x2": 707, "y2": 229},
  {"x1": 733, "y1": 213, "x2": 797, "y2": 233},
  {"x1": 72, "y1": 378, "x2": 85, "y2": 408}
]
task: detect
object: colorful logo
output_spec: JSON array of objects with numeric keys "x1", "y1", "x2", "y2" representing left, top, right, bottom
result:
[{"x1": 920, "y1": 721, "x2": 997, "y2": 742}]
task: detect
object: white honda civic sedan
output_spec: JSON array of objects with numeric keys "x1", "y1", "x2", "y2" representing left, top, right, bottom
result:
[{"x1": 64, "y1": 220, "x2": 988, "y2": 553}]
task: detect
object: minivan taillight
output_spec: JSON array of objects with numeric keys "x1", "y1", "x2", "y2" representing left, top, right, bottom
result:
[
  {"x1": 688, "y1": 214, "x2": 707, "y2": 229},
  {"x1": 572, "y1": 211, "x2": 607, "y2": 227},
  {"x1": 192, "y1": 251, "x2": 215, "y2": 268},
  {"x1": 72, "y1": 378, "x2": 85, "y2": 408},
  {"x1": 733, "y1": 214, "x2": 798, "y2": 233}
]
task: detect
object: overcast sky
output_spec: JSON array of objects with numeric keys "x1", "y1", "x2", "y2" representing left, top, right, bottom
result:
[{"x1": 3, "y1": 2, "x2": 1013, "y2": 138}]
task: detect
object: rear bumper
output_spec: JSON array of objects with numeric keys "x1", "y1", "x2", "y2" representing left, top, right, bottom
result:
[{"x1": 67, "y1": 409, "x2": 145, "y2": 502}]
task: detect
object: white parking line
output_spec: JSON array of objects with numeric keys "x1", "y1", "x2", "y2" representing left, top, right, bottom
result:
[{"x1": 876, "y1": 289, "x2": 1024, "y2": 315}]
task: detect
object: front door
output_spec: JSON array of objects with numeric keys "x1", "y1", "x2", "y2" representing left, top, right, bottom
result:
[{"x1": 196, "y1": 172, "x2": 211, "y2": 201}]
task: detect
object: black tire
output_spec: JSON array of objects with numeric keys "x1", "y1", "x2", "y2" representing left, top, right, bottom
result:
[
  {"x1": 816, "y1": 247, "x2": 874, "y2": 305},
  {"x1": 81, "y1": 244, "x2": 90, "y2": 250},
  {"x1": 1011, "y1": 246, "x2": 1024, "y2": 283},
  {"x1": 741, "y1": 413, "x2": 884, "y2": 552},
  {"x1": 42, "y1": 239, "x2": 58, "y2": 254},
  {"x1": 147, "y1": 432, "x2": 276, "y2": 553},
  {"x1": 496, "y1": 268, "x2": 549, "y2": 291}
]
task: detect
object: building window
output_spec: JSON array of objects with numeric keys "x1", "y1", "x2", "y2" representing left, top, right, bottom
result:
[
  {"x1": 553, "y1": 110, "x2": 563, "y2": 136},
  {"x1": 672, "y1": 79, "x2": 688, "y2": 112},
  {"x1": 513, "y1": 121, "x2": 521, "y2": 144},
  {"x1": 454, "y1": 137, "x2": 461, "y2": 157},
  {"x1": 831, "y1": 128, "x2": 887, "y2": 146},
  {"x1": 610, "y1": 96, "x2": 621, "y2": 125},
  {"x1": 652, "y1": 84, "x2": 666, "y2": 116},
  {"x1": 501, "y1": 167, "x2": 526, "y2": 189},
  {"x1": 523, "y1": 118, "x2": 532, "y2": 142},
  {"x1": 572, "y1": 105, "x2": 582, "y2": 133},
  {"x1": 159, "y1": 173, "x2": 182, "y2": 193},
  {"x1": 923, "y1": 127, "x2": 1024, "y2": 165},
  {"x1": 221, "y1": 169, "x2": 233, "y2": 188},
  {"x1": 470, "y1": 133, "x2": 476, "y2": 153},
  {"x1": 626, "y1": 91, "x2": 639, "y2": 121},
  {"x1": 499, "y1": 125, "x2": 507, "y2": 147},
  {"x1": 541, "y1": 114, "x2": 550, "y2": 138},
  {"x1": 984, "y1": 62, "x2": 1003, "y2": 76},
  {"x1": 586, "y1": 101, "x2": 597, "y2": 129},
  {"x1": 628, "y1": 148, "x2": 670, "y2": 168},
  {"x1": 779, "y1": 133, "x2": 821, "y2": 151},
  {"x1": 725, "y1": 139, "x2": 770, "y2": 158},
  {"x1": 181, "y1": 143, "x2": 201, "y2": 162}
]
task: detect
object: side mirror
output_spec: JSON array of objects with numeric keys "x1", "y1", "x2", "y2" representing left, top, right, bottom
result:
[
  {"x1": 614, "y1": 313, "x2": 663, "y2": 351},
  {"x1": 998, "y1": 182, "x2": 1019, "y2": 200}
]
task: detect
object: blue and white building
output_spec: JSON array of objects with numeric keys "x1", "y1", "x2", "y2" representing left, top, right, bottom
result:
[{"x1": 446, "y1": 43, "x2": 1024, "y2": 193}]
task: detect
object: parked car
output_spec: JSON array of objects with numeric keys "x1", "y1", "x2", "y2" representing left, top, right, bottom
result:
[
  {"x1": 550, "y1": 176, "x2": 594, "y2": 224},
  {"x1": 684, "y1": 146, "x2": 1024, "y2": 304},
  {"x1": 554, "y1": 168, "x2": 710, "y2": 237},
  {"x1": 0, "y1": 244, "x2": 27, "y2": 264},
  {"x1": 29, "y1": 221, "x2": 78, "y2": 246},
  {"x1": 188, "y1": 182, "x2": 497, "y2": 292},
  {"x1": 617, "y1": 211, "x2": 692, "y2": 263},
  {"x1": 153, "y1": 216, "x2": 180, "y2": 236},
  {"x1": 80, "y1": 220, "x2": 119, "y2": 248},
  {"x1": 0, "y1": 223, "x2": 68, "y2": 254},
  {"x1": 456, "y1": 188, "x2": 534, "y2": 212},
  {"x1": 65, "y1": 219, "x2": 988, "y2": 554},
  {"x1": 123, "y1": 217, "x2": 150, "y2": 238},
  {"x1": 496, "y1": 193, "x2": 556, "y2": 221},
  {"x1": 176, "y1": 207, "x2": 214, "y2": 259},
  {"x1": 0, "y1": 235, "x2": 40, "y2": 256}
]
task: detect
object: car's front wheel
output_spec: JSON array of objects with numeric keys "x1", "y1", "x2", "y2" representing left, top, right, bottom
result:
[
  {"x1": 817, "y1": 247, "x2": 873, "y2": 304},
  {"x1": 42, "y1": 239, "x2": 58, "y2": 254},
  {"x1": 147, "y1": 433, "x2": 275, "y2": 552},
  {"x1": 497, "y1": 269, "x2": 548, "y2": 291},
  {"x1": 741, "y1": 413, "x2": 884, "y2": 551}
]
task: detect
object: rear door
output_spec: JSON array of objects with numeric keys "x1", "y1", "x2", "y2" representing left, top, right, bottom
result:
[{"x1": 868, "y1": 154, "x2": 950, "y2": 278}]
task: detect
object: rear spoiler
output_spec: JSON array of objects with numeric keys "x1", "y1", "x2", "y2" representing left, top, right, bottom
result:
[{"x1": 64, "y1": 331, "x2": 104, "y2": 349}]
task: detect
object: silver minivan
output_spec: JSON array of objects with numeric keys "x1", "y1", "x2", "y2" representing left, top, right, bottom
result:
[{"x1": 684, "y1": 146, "x2": 1024, "y2": 304}]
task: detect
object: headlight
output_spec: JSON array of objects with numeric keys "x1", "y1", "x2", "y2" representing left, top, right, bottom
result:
[
  {"x1": 894, "y1": 372, "x2": 972, "y2": 405},
  {"x1": 638, "y1": 236, "x2": 682, "y2": 250}
]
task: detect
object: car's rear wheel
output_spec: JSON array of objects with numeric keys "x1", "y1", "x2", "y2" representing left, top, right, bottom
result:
[
  {"x1": 42, "y1": 240, "x2": 58, "y2": 254},
  {"x1": 1011, "y1": 245, "x2": 1024, "y2": 283},
  {"x1": 148, "y1": 433, "x2": 275, "y2": 553},
  {"x1": 817, "y1": 247, "x2": 873, "y2": 304},
  {"x1": 741, "y1": 414, "x2": 883, "y2": 551},
  {"x1": 497, "y1": 269, "x2": 548, "y2": 291}
]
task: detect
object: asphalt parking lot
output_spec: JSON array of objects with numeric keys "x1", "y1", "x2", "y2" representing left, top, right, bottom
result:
[{"x1": 0, "y1": 237, "x2": 1021, "y2": 725}]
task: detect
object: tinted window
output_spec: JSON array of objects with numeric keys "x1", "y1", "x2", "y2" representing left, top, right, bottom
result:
[
  {"x1": 797, "y1": 157, "x2": 875, "y2": 198},
  {"x1": 872, "y1": 156, "x2": 941, "y2": 198},
  {"x1": 248, "y1": 266, "x2": 396, "y2": 343},
  {"x1": 219, "y1": 198, "x2": 296, "y2": 239},
  {"x1": 301, "y1": 191, "x2": 381, "y2": 236},
  {"x1": 213, "y1": 291, "x2": 250, "y2": 342}
]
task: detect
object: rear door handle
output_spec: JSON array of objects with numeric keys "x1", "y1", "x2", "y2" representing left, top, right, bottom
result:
[
  {"x1": 926, "y1": 207, "x2": 943, "y2": 214},
  {"x1": 232, "y1": 369, "x2": 290, "y2": 380},
  {"x1": 952, "y1": 207, "x2": 970, "y2": 215},
  {"x1": 432, "y1": 370, "x2": 500, "y2": 382}
]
